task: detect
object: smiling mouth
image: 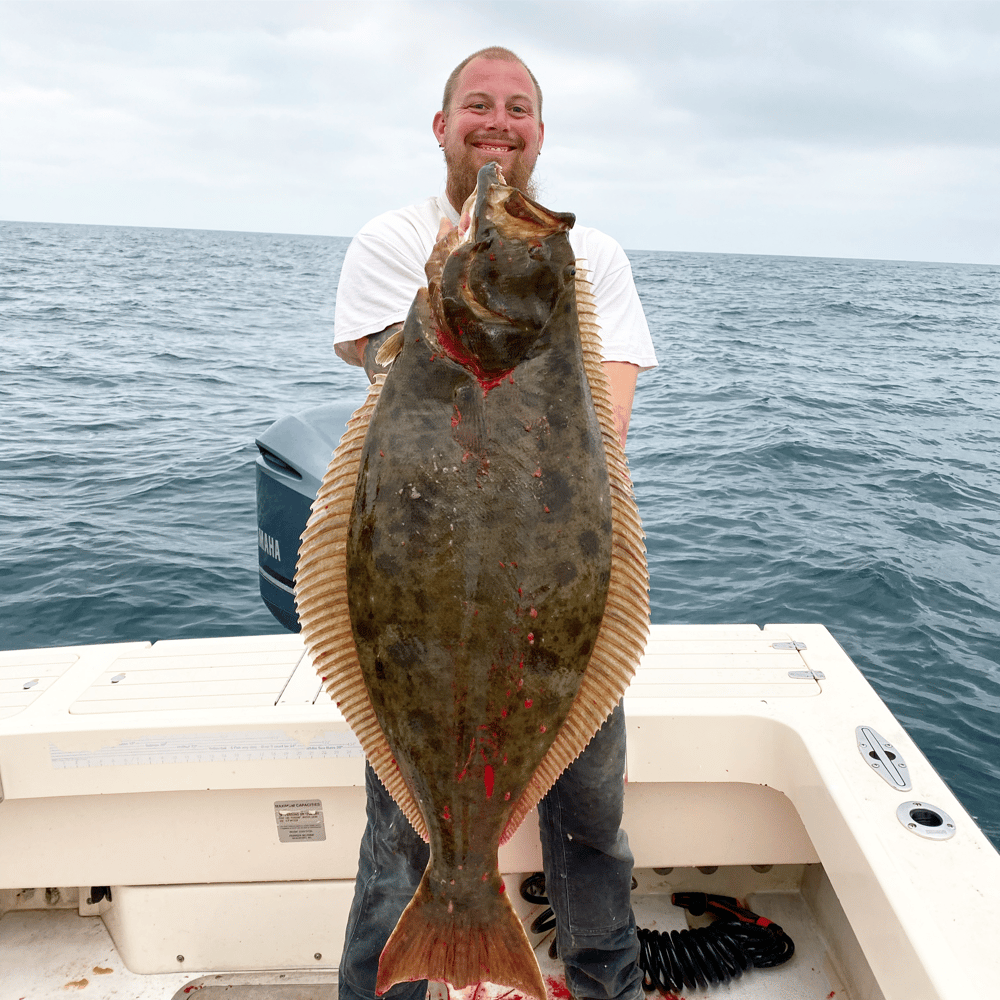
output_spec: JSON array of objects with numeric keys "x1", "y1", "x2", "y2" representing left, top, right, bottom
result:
[{"x1": 471, "y1": 136, "x2": 519, "y2": 154}]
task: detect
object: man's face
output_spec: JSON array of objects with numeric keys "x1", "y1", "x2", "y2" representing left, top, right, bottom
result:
[{"x1": 433, "y1": 57, "x2": 544, "y2": 211}]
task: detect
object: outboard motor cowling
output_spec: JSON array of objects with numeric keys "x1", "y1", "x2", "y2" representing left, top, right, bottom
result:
[{"x1": 255, "y1": 399, "x2": 364, "y2": 631}]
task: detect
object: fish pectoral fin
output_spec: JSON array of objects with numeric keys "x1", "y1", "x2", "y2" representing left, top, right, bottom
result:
[
  {"x1": 377, "y1": 873, "x2": 545, "y2": 1000},
  {"x1": 375, "y1": 327, "x2": 405, "y2": 367}
]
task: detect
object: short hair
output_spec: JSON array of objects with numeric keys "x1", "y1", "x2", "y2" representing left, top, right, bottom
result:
[{"x1": 441, "y1": 46, "x2": 543, "y2": 118}]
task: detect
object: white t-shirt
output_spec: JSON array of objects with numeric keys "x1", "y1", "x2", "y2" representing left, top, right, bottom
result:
[{"x1": 333, "y1": 194, "x2": 657, "y2": 371}]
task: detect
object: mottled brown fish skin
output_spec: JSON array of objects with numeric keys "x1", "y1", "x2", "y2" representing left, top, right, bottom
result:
[
  {"x1": 349, "y1": 290, "x2": 612, "y2": 830},
  {"x1": 347, "y1": 167, "x2": 611, "y2": 998}
]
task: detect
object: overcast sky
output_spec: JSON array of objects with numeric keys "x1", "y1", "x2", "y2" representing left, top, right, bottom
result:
[{"x1": 2, "y1": 1, "x2": 998, "y2": 263}]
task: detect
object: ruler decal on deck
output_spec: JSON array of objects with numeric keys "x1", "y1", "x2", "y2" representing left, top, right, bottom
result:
[{"x1": 47, "y1": 729, "x2": 363, "y2": 767}]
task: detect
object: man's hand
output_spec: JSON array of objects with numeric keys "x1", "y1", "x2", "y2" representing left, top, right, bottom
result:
[{"x1": 355, "y1": 323, "x2": 404, "y2": 383}]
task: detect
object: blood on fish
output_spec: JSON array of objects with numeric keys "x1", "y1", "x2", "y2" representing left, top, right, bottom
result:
[
  {"x1": 545, "y1": 976, "x2": 572, "y2": 1000},
  {"x1": 524, "y1": 699, "x2": 533, "y2": 708},
  {"x1": 484, "y1": 765, "x2": 495, "y2": 798}
]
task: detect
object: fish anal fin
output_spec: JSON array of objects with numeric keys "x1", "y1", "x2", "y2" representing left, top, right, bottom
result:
[{"x1": 376, "y1": 872, "x2": 545, "y2": 1000}]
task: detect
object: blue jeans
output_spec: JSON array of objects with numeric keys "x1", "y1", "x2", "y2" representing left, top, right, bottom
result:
[{"x1": 339, "y1": 702, "x2": 641, "y2": 1000}]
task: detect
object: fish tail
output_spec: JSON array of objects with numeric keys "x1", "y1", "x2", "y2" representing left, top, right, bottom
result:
[{"x1": 376, "y1": 871, "x2": 545, "y2": 1000}]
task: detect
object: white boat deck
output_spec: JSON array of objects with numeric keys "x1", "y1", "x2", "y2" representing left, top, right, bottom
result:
[{"x1": 2, "y1": 623, "x2": 999, "y2": 999}]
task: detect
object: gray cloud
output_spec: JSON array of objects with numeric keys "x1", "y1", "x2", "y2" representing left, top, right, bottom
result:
[{"x1": 2, "y1": 0, "x2": 997, "y2": 262}]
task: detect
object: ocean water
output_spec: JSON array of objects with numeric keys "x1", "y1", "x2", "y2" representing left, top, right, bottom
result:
[{"x1": 2, "y1": 220, "x2": 998, "y2": 851}]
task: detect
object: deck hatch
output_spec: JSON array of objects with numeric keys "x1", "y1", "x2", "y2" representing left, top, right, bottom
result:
[
  {"x1": 68, "y1": 636, "x2": 308, "y2": 714},
  {"x1": 631, "y1": 632, "x2": 822, "y2": 698},
  {"x1": 0, "y1": 649, "x2": 80, "y2": 720}
]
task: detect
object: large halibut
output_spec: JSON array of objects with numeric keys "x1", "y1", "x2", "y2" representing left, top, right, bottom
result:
[{"x1": 294, "y1": 163, "x2": 649, "y2": 1000}]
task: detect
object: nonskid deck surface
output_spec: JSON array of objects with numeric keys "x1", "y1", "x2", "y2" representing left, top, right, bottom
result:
[
  {"x1": 0, "y1": 906, "x2": 196, "y2": 999},
  {"x1": 1, "y1": 868, "x2": 848, "y2": 1000}
]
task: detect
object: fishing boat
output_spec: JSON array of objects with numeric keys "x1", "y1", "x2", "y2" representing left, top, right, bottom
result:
[{"x1": 2, "y1": 402, "x2": 998, "y2": 999}]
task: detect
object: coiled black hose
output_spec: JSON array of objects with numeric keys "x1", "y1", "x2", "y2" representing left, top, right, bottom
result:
[{"x1": 519, "y1": 875, "x2": 795, "y2": 993}]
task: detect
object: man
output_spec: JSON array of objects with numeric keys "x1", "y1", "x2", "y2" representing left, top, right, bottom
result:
[{"x1": 333, "y1": 46, "x2": 656, "y2": 1000}]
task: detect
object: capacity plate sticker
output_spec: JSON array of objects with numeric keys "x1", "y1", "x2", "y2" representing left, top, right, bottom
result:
[{"x1": 274, "y1": 799, "x2": 326, "y2": 843}]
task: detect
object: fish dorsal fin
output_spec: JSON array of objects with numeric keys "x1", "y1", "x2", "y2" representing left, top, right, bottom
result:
[
  {"x1": 294, "y1": 374, "x2": 429, "y2": 841},
  {"x1": 502, "y1": 266, "x2": 650, "y2": 842},
  {"x1": 375, "y1": 327, "x2": 405, "y2": 367}
]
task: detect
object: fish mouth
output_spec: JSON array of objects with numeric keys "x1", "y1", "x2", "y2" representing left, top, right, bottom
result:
[
  {"x1": 470, "y1": 162, "x2": 506, "y2": 244},
  {"x1": 425, "y1": 162, "x2": 577, "y2": 384},
  {"x1": 468, "y1": 162, "x2": 573, "y2": 244}
]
